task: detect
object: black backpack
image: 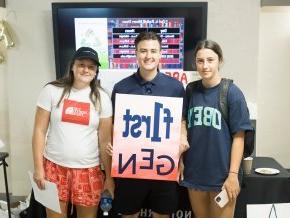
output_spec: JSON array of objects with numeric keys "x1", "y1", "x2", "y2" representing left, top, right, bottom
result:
[{"x1": 186, "y1": 78, "x2": 255, "y2": 157}]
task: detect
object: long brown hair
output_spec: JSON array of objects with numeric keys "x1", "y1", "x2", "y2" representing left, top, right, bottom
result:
[{"x1": 47, "y1": 59, "x2": 102, "y2": 110}]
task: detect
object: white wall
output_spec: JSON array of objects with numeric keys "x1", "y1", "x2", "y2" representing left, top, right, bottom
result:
[
  {"x1": 257, "y1": 6, "x2": 290, "y2": 167},
  {"x1": 0, "y1": 56, "x2": 10, "y2": 192},
  {"x1": 0, "y1": 0, "x2": 260, "y2": 195}
]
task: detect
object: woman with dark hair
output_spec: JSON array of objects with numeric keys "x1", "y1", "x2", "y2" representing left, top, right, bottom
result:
[
  {"x1": 32, "y1": 47, "x2": 113, "y2": 218},
  {"x1": 181, "y1": 40, "x2": 252, "y2": 218}
]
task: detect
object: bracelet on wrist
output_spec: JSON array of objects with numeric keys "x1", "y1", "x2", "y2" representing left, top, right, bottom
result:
[{"x1": 229, "y1": 171, "x2": 239, "y2": 175}]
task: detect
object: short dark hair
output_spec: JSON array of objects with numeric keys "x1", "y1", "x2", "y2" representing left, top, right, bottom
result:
[
  {"x1": 134, "y1": 31, "x2": 162, "y2": 50},
  {"x1": 193, "y1": 39, "x2": 224, "y2": 62}
]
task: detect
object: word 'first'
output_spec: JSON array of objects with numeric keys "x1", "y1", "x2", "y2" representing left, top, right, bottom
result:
[{"x1": 122, "y1": 102, "x2": 173, "y2": 142}]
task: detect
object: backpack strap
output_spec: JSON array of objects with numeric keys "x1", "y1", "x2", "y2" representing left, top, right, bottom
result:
[
  {"x1": 219, "y1": 78, "x2": 233, "y2": 124},
  {"x1": 186, "y1": 79, "x2": 201, "y2": 103},
  {"x1": 186, "y1": 80, "x2": 201, "y2": 128}
]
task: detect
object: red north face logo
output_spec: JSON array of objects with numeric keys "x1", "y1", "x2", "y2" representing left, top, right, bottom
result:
[{"x1": 62, "y1": 99, "x2": 90, "y2": 125}]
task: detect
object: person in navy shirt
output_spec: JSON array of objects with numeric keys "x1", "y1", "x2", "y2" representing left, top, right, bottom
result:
[
  {"x1": 109, "y1": 31, "x2": 189, "y2": 218},
  {"x1": 181, "y1": 40, "x2": 252, "y2": 218}
]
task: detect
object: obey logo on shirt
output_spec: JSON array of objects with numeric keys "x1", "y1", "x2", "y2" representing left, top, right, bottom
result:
[{"x1": 62, "y1": 99, "x2": 90, "y2": 125}]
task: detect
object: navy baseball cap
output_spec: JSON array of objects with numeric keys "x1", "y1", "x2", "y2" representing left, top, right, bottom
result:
[{"x1": 73, "y1": 47, "x2": 101, "y2": 66}]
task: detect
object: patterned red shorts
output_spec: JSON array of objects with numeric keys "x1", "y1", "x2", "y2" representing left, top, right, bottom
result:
[{"x1": 44, "y1": 158, "x2": 104, "y2": 207}]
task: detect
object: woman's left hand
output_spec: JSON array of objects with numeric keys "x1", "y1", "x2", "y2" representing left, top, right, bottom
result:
[{"x1": 222, "y1": 173, "x2": 240, "y2": 201}]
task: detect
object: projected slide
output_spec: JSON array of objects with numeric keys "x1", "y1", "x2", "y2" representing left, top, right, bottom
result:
[
  {"x1": 75, "y1": 18, "x2": 184, "y2": 70},
  {"x1": 75, "y1": 18, "x2": 109, "y2": 68}
]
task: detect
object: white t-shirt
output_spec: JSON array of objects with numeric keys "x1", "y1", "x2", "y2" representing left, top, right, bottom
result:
[{"x1": 37, "y1": 84, "x2": 112, "y2": 168}]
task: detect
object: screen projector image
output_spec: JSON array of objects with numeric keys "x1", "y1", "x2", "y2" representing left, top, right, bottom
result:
[
  {"x1": 52, "y1": 2, "x2": 207, "y2": 91},
  {"x1": 75, "y1": 18, "x2": 185, "y2": 70}
]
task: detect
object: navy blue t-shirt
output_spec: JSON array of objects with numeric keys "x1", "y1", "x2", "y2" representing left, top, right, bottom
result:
[
  {"x1": 111, "y1": 70, "x2": 185, "y2": 212},
  {"x1": 111, "y1": 70, "x2": 186, "y2": 116},
  {"x1": 181, "y1": 80, "x2": 252, "y2": 191}
]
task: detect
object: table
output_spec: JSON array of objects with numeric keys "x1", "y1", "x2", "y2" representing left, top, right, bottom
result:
[
  {"x1": 0, "y1": 152, "x2": 11, "y2": 218},
  {"x1": 234, "y1": 156, "x2": 290, "y2": 218}
]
